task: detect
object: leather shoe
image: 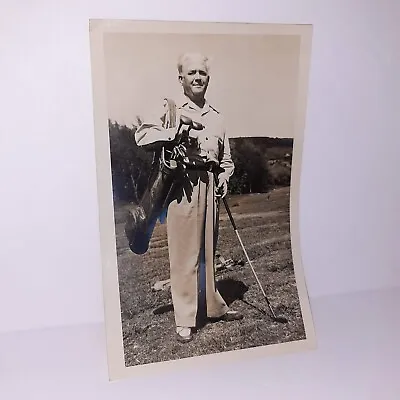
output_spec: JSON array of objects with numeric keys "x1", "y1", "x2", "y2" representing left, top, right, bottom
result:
[
  {"x1": 176, "y1": 327, "x2": 193, "y2": 343},
  {"x1": 209, "y1": 310, "x2": 244, "y2": 322}
]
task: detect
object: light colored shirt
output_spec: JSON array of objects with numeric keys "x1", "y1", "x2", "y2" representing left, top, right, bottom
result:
[{"x1": 135, "y1": 96, "x2": 235, "y2": 182}]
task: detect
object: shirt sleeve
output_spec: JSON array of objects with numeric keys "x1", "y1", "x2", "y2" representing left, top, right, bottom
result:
[
  {"x1": 134, "y1": 102, "x2": 178, "y2": 147},
  {"x1": 218, "y1": 128, "x2": 235, "y2": 182}
]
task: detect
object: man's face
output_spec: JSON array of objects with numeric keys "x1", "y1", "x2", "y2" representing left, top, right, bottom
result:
[{"x1": 179, "y1": 56, "x2": 210, "y2": 101}]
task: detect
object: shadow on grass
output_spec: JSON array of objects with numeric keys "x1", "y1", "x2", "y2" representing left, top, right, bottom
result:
[
  {"x1": 152, "y1": 278, "x2": 249, "y2": 316},
  {"x1": 152, "y1": 303, "x2": 173, "y2": 315},
  {"x1": 216, "y1": 278, "x2": 249, "y2": 305}
]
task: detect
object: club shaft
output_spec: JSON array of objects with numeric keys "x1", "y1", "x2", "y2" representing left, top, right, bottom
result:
[
  {"x1": 221, "y1": 194, "x2": 266, "y2": 296},
  {"x1": 234, "y1": 230, "x2": 266, "y2": 298},
  {"x1": 233, "y1": 229, "x2": 277, "y2": 317},
  {"x1": 219, "y1": 192, "x2": 278, "y2": 319},
  {"x1": 222, "y1": 197, "x2": 237, "y2": 230}
]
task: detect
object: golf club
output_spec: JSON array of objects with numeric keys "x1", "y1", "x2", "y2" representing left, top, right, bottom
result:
[{"x1": 217, "y1": 181, "x2": 288, "y2": 323}]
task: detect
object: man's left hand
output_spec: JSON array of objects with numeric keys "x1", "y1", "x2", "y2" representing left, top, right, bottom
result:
[{"x1": 216, "y1": 179, "x2": 228, "y2": 198}]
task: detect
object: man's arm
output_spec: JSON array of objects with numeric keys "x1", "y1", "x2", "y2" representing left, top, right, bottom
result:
[
  {"x1": 218, "y1": 129, "x2": 234, "y2": 181},
  {"x1": 135, "y1": 121, "x2": 177, "y2": 149},
  {"x1": 216, "y1": 129, "x2": 234, "y2": 198},
  {"x1": 134, "y1": 102, "x2": 178, "y2": 149}
]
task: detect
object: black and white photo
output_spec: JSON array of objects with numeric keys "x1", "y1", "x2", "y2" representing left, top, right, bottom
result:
[{"x1": 89, "y1": 19, "x2": 316, "y2": 380}]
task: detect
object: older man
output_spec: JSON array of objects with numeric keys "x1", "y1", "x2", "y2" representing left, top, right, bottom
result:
[{"x1": 135, "y1": 52, "x2": 243, "y2": 342}]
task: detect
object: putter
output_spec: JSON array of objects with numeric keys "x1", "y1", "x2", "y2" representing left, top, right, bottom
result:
[{"x1": 216, "y1": 180, "x2": 288, "y2": 323}]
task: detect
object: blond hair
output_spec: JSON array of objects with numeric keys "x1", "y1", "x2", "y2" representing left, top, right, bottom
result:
[{"x1": 177, "y1": 52, "x2": 210, "y2": 73}]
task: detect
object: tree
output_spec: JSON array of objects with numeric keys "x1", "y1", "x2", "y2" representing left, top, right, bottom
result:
[
  {"x1": 227, "y1": 137, "x2": 293, "y2": 195},
  {"x1": 228, "y1": 138, "x2": 272, "y2": 194},
  {"x1": 108, "y1": 120, "x2": 153, "y2": 203}
]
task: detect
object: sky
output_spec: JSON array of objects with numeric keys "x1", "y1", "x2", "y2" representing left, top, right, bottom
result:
[{"x1": 102, "y1": 32, "x2": 301, "y2": 139}]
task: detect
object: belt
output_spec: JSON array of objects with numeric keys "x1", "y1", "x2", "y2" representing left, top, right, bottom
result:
[{"x1": 183, "y1": 156, "x2": 222, "y2": 173}]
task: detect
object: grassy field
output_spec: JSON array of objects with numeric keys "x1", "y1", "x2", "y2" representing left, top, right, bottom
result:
[{"x1": 113, "y1": 185, "x2": 306, "y2": 367}]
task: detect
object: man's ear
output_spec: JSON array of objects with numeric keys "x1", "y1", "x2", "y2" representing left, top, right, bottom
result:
[{"x1": 178, "y1": 75, "x2": 183, "y2": 84}]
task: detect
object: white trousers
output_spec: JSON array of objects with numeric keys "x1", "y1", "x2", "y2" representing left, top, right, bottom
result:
[{"x1": 166, "y1": 170, "x2": 229, "y2": 327}]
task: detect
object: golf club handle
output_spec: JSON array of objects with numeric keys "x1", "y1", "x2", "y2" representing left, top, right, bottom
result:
[
  {"x1": 211, "y1": 171, "x2": 237, "y2": 230},
  {"x1": 222, "y1": 197, "x2": 237, "y2": 230}
]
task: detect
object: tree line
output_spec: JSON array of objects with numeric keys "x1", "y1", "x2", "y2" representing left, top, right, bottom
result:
[{"x1": 108, "y1": 120, "x2": 293, "y2": 204}]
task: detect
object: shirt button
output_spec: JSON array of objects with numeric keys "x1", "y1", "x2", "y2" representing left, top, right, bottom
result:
[{"x1": 205, "y1": 137, "x2": 208, "y2": 140}]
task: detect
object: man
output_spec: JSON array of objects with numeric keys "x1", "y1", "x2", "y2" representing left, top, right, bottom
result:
[{"x1": 135, "y1": 52, "x2": 243, "y2": 343}]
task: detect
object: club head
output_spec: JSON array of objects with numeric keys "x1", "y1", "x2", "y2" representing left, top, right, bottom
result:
[{"x1": 274, "y1": 315, "x2": 288, "y2": 323}]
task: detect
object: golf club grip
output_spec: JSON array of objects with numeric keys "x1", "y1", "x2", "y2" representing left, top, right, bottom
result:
[{"x1": 222, "y1": 197, "x2": 237, "y2": 230}]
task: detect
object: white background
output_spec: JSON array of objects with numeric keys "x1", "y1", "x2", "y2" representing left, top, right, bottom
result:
[{"x1": 1, "y1": 0, "x2": 399, "y2": 398}]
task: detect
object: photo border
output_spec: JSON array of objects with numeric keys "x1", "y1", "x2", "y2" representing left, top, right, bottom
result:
[{"x1": 89, "y1": 19, "x2": 316, "y2": 381}]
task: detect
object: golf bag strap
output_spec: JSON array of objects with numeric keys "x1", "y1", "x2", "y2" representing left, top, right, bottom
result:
[{"x1": 150, "y1": 98, "x2": 178, "y2": 169}]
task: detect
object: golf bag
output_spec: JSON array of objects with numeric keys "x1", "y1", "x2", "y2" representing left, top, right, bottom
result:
[{"x1": 124, "y1": 99, "x2": 203, "y2": 255}]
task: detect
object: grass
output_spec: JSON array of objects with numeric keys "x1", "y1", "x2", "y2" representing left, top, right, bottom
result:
[{"x1": 113, "y1": 186, "x2": 306, "y2": 367}]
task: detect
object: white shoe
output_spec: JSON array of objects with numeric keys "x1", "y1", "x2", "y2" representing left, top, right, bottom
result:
[{"x1": 176, "y1": 326, "x2": 193, "y2": 342}]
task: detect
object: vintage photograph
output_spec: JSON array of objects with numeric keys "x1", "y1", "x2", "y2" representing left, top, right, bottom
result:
[{"x1": 89, "y1": 20, "x2": 315, "y2": 380}]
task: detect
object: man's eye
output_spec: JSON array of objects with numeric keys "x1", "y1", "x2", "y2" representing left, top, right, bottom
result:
[{"x1": 187, "y1": 70, "x2": 207, "y2": 76}]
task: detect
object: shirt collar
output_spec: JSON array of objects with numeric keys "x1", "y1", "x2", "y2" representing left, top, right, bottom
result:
[{"x1": 178, "y1": 95, "x2": 211, "y2": 116}]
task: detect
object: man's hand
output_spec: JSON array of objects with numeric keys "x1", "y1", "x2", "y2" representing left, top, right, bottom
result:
[{"x1": 216, "y1": 178, "x2": 228, "y2": 198}]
